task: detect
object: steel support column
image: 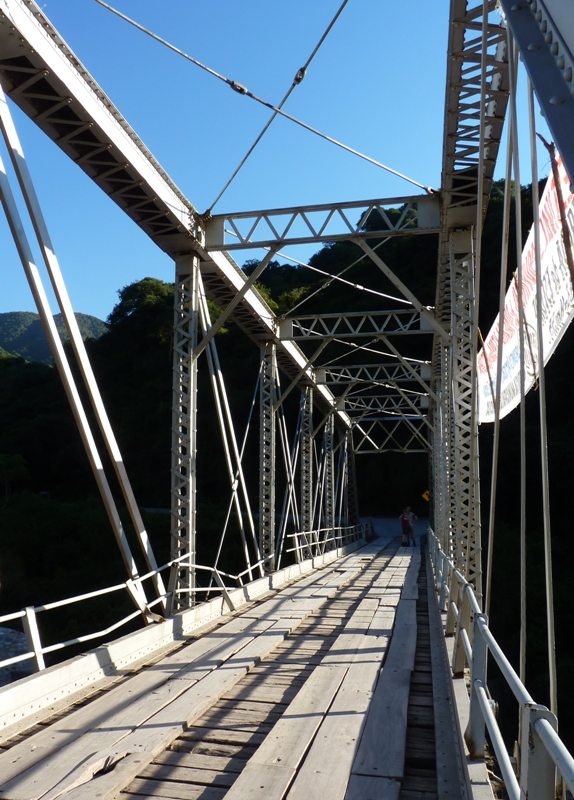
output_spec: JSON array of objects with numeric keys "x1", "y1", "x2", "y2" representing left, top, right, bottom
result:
[
  {"x1": 346, "y1": 429, "x2": 360, "y2": 526},
  {"x1": 300, "y1": 387, "x2": 313, "y2": 533},
  {"x1": 260, "y1": 343, "x2": 277, "y2": 572},
  {"x1": 450, "y1": 234, "x2": 482, "y2": 597},
  {"x1": 323, "y1": 414, "x2": 335, "y2": 543},
  {"x1": 169, "y1": 255, "x2": 199, "y2": 612}
]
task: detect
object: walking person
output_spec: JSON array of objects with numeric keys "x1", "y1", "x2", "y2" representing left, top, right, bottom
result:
[{"x1": 399, "y1": 506, "x2": 417, "y2": 547}]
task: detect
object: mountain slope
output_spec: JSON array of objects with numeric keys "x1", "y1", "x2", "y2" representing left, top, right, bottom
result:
[{"x1": 0, "y1": 312, "x2": 108, "y2": 363}]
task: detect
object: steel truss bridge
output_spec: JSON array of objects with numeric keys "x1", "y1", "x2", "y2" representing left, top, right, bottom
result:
[{"x1": 1, "y1": 1, "x2": 574, "y2": 798}]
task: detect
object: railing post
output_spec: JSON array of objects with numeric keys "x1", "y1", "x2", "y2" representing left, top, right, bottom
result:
[
  {"x1": 452, "y1": 585, "x2": 471, "y2": 675},
  {"x1": 445, "y1": 569, "x2": 459, "y2": 635},
  {"x1": 519, "y1": 704, "x2": 557, "y2": 800},
  {"x1": 438, "y1": 553, "x2": 448, "y2": 611},
  {"x1": 23, "y1": 606, "x2": 45, "y2": 672},
  {"x1": 465, "y1": 614, "x2": 488, "y2": 758}
]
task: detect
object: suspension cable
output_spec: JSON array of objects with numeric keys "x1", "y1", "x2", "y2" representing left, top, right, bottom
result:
[
  {"x1": 528, "y1": 77, "x2": 558, "y2": 716},
  {"x1": 94, "y1": 0, "x2": 433, "y2": 197},
  {"x1": 251, "y1": 244, "x2": 412, "y2": 307},
  {"x1": 484, "y1": 125, "x2": 513, "y2": 619},
  {"x1": 508, "y1": 31, "x2": 528, "y2": 686},
  {"x1": 209, "y1": 0, "x2": 351, "y2": 211}
]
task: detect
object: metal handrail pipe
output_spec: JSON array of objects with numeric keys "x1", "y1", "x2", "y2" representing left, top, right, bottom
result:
[
  {"x1": 475, "y1": 680, "x2": 520, "y2": 800},
  {"x1": 450, "y1": 600, "x2": 459, "y2": 622},
  {"x1": 41, "y1": 609, "x2": 143, "y2": 655},
  {"x1": 0, "y1": 609, "x2": 26, "y2": 624},
  {"x1": 534, "y1": 718, "x2": 574, "y2": 794},
  {"x1": 460, "y1": 627, "x2": 473, "y2": 664},
  {"x1": 475, "y1": 617, "x2": 533, "y2": 705},
  {"x1": 0, "y1": 650, "x2": 36, "y2": 670},
  {"x1": 463, "y1": 582, "x2": 482, "y2": 615},
  {"x1": 36, "y1": 581, "x2": 128, "y2": 612}
]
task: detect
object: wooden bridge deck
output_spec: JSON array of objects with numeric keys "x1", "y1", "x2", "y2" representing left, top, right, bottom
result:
[{"x1": 0, "y1": 539, "x2": 472, "y2": 800}]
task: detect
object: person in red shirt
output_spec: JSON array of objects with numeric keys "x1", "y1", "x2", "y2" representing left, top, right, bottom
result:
[{"x1": 399, "y1": 506, "x2": 418, "y2": 547}]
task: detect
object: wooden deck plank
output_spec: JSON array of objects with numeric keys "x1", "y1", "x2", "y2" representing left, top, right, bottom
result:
[
  {"x1": 345, "y1": 774, "x2": 401, "y2": 800},
  {"x1": 5, "y1": 618, "x2": 297, "y2": 800},
  {"x1": 223, "y1": 666, "x2": 346, "y2": 800},
  {"x1": 123, "y1": 777, "x2": 227, "y2": 799},
  {"x1": 0, "y1": 618, "x2": 279, "y2": 800},
  {"x1": 0, "y1": 615, "x2": 272, "y2": 786},
  {"x1": 285, "y1": 603, "x2": 394, "y2": 800},
  {"x1": 425, "y1": 549, "x2": 468, "y2": 800}
]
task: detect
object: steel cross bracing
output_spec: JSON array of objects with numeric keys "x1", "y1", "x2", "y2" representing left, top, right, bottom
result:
[
  {"x1": 281, "y1": 310, "x2": 433, "y2": 340},
  {"x1": 204, "y1": 194, "x2": 440, "y2": 250}
]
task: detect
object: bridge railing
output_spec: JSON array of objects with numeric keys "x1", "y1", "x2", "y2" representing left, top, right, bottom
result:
[
  {"x1": 428, "y1": 529, "x2": 574, "y2": 800},
  {"x1": 285, "y1": 522, "x2": 366, "y2": 562},
  {"x1": 0, "y1": 524, "x2": 365, "y2": 678},
  {"x1": 0, "y1": 551, "x2": 272, "y2": 675}
]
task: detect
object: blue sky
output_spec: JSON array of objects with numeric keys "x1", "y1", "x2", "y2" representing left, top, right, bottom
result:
[{"x1": 0, "y1": 1, "x2": 548, "y2": 320}]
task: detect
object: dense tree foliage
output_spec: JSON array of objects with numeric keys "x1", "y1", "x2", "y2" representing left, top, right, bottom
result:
[{"x1": 0, "y1": 311, "x2": 107, "y2": 364}]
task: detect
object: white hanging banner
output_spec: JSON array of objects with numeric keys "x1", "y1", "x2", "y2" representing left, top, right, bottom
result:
[{"x1": 477, "y1": 156, "x2": 574, "y2": 423}]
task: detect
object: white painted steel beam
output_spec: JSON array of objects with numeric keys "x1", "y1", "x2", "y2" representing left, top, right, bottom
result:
[{"x1": 205, "y1": 194, "x2": 440, "y2": 250}]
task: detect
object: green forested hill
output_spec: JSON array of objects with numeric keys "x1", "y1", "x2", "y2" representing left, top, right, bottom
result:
[{"x1": 0, "y1": 311, "x2": 107, "y2": 363}]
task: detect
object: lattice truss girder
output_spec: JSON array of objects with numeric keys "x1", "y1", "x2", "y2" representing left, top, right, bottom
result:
[
  {"x1": 322, "y1": 362, "x2": 432, "y2": 385},
  {"x1": 205, "y1": 194, "x2": 440, "y2": 250},
  {"x1": 300, "y1": 388, "x2": 313, "y2": 535},
  {"x1": 259, "y1": 343, "x2": 277, "y2": 571},
  {"x1": 283, "y1": 310, "x2": 430, "y2": 340},
  {"x1": 170, "y1": 257, "x2": 199, "y2": 612},
  {"x1": 449, "y1": 238, "x2": 481, "y2": 591},
  {"x1": 442, "y1": 0, "x2": 509, "y2": 214},
  {"x1": 353, "y1": 417, "x2": 431, "y2": 455}
]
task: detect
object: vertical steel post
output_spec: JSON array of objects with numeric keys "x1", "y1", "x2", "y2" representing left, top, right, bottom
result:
[
  {"x1": 519, "y1": 704, "x2": 558, "y2": 800},
  {"x1": 345, "y1": 429, "x2": 360, "y2": 526},
  {"x1": 449, "y1": 233, "x2": 482, "y2": 600},
  {"x1": 300, "y1": 387, "x2": 313, "y2": 533},
  {"x1": 169, "y1": 255, "x2": 199, "y2": 612},
  {"x1": 260, "y1": 343, "x2": 277, "y2": 572},
  {"x1": 323, "y1": 414, "x2": 335, "y2": 545}
]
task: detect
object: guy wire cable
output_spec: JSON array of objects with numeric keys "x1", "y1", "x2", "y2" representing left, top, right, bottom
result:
[{"x1": 94, "y1": 0, "x2": 434, "y2": 198}]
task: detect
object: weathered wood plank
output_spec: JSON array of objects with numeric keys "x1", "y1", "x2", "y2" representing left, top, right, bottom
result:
[
  {"x1": 345, "y1": 774, "x2": 401, "y2": 800},
  {"x1": 425, "y1": 549, "x2": 468, "y2": 800},
  {"x1": 223, "y1": 666, "x2": 346, "y2": 800},
  {"x1": 139, "y1": 763, "x2": 235, "y2": 787},
  {"x1": 0, "y1": 615, "x2": 272, "y2": 787},
  {"x1": 123, "y1": 777, "x2": 227, "y2": 800},
  {"x1": 383, "y1": 599, "x2": 417, "y2": 672},
  {"x1": 153, "y1": 749, "x2": 246, "y2": 772},
  {"x1": 350, "y1": 667, "x2": 412, "y2": 780}
]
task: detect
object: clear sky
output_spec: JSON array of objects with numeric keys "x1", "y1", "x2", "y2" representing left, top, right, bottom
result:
[{"x1": 0, "y1": 1, "x2": 548, "y2": 321}]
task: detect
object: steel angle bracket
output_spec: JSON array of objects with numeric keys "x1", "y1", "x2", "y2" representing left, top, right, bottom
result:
[{"x1": 500, "y1": 0, "x2": 574, "y2": 186}]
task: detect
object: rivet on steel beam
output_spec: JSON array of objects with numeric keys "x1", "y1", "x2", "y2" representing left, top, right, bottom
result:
[
  {"x1": 527, "y1": 43, "x2": 539, "y2": 50},
  {"x1": 549, "y1": 96, "x2": 564, "y2": 104},
  {"x1": 557, "y1": 56, "x2": 566, "y2": 70},
  {"x1": 551, "y1": 43, "x2": 559, "y2": 56},
  {"x1": 564, "y1": 67, "x2": 572, "y2": 82},
  {"x1": 536, "y1": 10, "x2": 542, "y2": 21}
]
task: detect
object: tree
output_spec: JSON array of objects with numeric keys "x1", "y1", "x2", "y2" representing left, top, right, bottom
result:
[{"x1": 0, "y1": 454, "x2": 29, "y2": 498}]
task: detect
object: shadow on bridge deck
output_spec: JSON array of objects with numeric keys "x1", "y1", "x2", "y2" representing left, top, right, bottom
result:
[{"x1": 0, "y1": 538, "x2": 487, "y2": 800}]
